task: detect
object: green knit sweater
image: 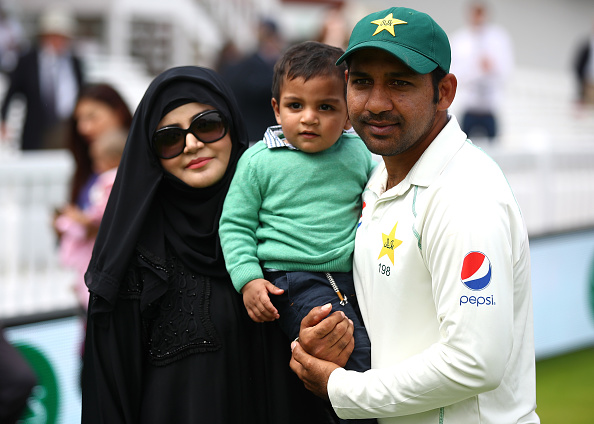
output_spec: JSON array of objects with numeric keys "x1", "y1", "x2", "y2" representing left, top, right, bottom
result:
[{"x1": 219, "y1": 131, "x2": 375, "y2": 292}]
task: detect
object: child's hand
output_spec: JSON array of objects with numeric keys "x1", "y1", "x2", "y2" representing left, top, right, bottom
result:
[
  {"x1": 241, "y1": 278, "x2": 284, "y2": 323},
  {"x1": 62, "y1": 204, "x2": 87, "y2": 224}
]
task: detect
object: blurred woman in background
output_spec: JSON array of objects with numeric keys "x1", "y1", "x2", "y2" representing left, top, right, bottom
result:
[{"x1": 67, "y1": 83, "x2": 132, "y2": 209}]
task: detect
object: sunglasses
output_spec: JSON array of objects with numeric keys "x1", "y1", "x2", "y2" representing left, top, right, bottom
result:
[{"x1": 152, "y1": 110, "x2": 229, "y2": 159}]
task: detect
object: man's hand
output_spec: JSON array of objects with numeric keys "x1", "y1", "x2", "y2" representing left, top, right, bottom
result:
[
  {"x1": 290, "y1": 340, "x2": 340, "y2": 400},
  {"x1": 297, "y1": 303, "x2": 354, "y2": 366},
  {"x1": 241, "y1": 278, "x2": 284, "y2": 322}
]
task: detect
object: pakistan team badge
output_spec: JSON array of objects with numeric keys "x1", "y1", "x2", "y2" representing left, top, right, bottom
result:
[
  {"x1": 15, "y1": 343, "x2": 59, "y2": 424},
  {"x1": 378, "y1": 222, "x2": 403, "y2": 265},
  {"x1": 370, "y1": 13, "x2": 407, "y2": 36}
]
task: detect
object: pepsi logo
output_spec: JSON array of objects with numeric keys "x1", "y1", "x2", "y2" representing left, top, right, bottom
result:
[{"x1": 460, "y1": 251, "x2": 492, "y2": 291}]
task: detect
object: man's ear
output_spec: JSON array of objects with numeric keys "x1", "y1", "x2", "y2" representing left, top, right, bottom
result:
[
  {"x1": 437, "y1": 73, "x2": 457, "y2": 112},
  {"x1": 271, "y1": 97, "x2": 282, "y2": 125}
]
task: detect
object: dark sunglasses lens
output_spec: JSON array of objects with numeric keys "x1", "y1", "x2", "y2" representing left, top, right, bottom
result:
[
  {"x1": 190, "y1": 112, "x2": 226, "y2": 142},
  {"x1": 154, "y1": 129, "x2": 185, "y2": 159}
]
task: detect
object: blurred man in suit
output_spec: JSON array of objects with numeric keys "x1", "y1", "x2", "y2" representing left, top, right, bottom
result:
[{"x1": 1, "y1": 9, "x2": 84, "y2": 150}]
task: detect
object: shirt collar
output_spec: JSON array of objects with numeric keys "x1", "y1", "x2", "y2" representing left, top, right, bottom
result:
[
  {"x1": 264, "y1": 125, "x2": 354, "y2": 151},
  {"x1": 264, "y1": 125, "x2": 298, "y2": 150},
  {"x1": 407, "y1": 115, "x2": 468, "y2": 188},
  {"x1": 367, "y1": 115, "x2": 468, "y2": 196}
]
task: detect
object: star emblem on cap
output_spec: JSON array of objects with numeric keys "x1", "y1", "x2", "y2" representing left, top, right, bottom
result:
[{"x1": 371, "y1": 13, "x2": 407, "y2": 37}]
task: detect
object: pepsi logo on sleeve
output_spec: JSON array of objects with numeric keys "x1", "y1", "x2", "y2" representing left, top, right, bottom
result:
[{"x1": 461, "y1": 251, "x2": 492, "y2": 291}]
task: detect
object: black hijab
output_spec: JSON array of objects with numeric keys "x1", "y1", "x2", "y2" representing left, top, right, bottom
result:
[{"x1": 85, "y1": 66, "x2": 249, "y2": 313}]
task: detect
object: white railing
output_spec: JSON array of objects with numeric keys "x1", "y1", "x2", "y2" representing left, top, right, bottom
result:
[
  {"x1": 479, "y1": 66, "x2": 594, "y2": 235},
  {"x1": 0, "y1": 150, "x2": 77, "y2": 319},
  {"x1": 488, "y1": 145, "x2": 594, "y2": 236}
]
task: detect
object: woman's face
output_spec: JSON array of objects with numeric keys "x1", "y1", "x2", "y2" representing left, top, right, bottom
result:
[
  {"x1": 75, "y1": 98, "x2": 123, "y2": 143},
  {"x1": 157, "y1": 102, "x2": 232, "y2": 188}
]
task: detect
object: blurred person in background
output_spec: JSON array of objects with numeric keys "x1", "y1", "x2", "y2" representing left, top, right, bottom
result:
[
  {"x1": 450, "y1": 2, "x2": 513, "y2": 143},
  {"x1": 574, "y1": 19, "x2": 594, "y2": 106},
  {"x1": 55, "y1": 128, "x2": 127, "y2": 312},
  {"x1": 214, "y1": 39, "x2": 242, "y2": 77},
  {"x1": 53, "y1": 83, "x2": 132, "y2": 315},
  {"x1": 222, "y1": 18, "x2": 284, "y2": 142},
  {"x1": 0, "y1": 328, "x2": 37, "y2": 424},
  {"x1": 0, "y1": 5, "x2": 26, "y2": 74},
  {"x1": 62, "y1": 83, "x2": 132, "y2": 212},
  {"x1": 317, "y1": 3, "x2": 349, "y2": 50},
  {"x1": 0, "y1": 8, "x2": 84, "y2": 150}
]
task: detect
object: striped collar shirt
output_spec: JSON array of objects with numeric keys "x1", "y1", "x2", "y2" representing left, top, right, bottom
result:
[
  {"x1": 264, "y1": 125, "x2": 298, "y2": 150},
  {"x1": 264, "y1": 125, "x2": 355, "y2": 150}
]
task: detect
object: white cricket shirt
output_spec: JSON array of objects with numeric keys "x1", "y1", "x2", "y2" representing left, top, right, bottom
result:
[{"x1": 328, "y1": 116, "x2": 539, "y2": 424}]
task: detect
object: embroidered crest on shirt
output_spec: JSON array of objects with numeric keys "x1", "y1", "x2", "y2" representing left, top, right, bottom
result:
[
  {"x1": 371, "y1": 13, "x2": 407, "y2": 37},
  {"x1": 378, "y1": 222, "x2": 403, "y2": 264}
]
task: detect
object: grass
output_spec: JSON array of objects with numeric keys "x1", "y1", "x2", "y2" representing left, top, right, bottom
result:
[{"x1": 535, "y1": 346, "x2": 594, "y2": 423}]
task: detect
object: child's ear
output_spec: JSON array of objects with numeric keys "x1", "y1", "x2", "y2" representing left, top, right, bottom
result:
[
  {"x1": 343, "y1": 115, "x2": 352, "y2": 131},
  {"x1": 271, "y1": 98, "x2": 282, "y2": 125}
]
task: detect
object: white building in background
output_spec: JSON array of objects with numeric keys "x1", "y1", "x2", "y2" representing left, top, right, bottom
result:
[
  {"x1": 7, "y1": 0, "x2": 261, "y2": 73},
  {"x1": 1, "y1": 0, "x2": 279, "y2": 114},
  {"x1": 5, "y1": 0, "x2": 594, "y2": 75},
  {"x1": 7, "y1": 0, "x2": 347, "y2": 76}
]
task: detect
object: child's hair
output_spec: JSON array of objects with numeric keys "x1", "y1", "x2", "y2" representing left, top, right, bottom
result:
[
  {"x1": 272, "y1": 41, "x2": 347, "y2": 101},
  {"x1": 93, "y1": 128, "x2": 128, "y2": 163}
]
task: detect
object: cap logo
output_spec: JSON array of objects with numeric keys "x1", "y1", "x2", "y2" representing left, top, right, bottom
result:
[{"x1": 370, "y1": 13, "x2": 407, "y2": 37}]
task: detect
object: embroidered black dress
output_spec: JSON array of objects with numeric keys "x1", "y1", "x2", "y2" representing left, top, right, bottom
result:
[{"x1": 81, "y1": 67, "x2": 337, "y2": 424}]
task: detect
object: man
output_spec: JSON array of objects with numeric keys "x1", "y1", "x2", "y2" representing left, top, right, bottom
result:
[
  {"x1": 221, "y1": 18, "x2": 283, "y2": 142},
  {"x1": 574, "y1": 20, "x2": 594, "y2": 105},
  {"x1": 1, "y1": 9, "x2": 83, "y2": 150},
  {"x1": 450, "y1": 2, "x2": 514, "y2": 142},
  {"x1": 290, "y1": 6, "x2": 539, "y2": 423}
]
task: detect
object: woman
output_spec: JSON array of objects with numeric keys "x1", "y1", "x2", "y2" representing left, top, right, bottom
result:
[
  {"x1": 67, "y1": 83, "x2": 133, "y2": 209},
  {"x1": 81, "y1": 66, "x2": 335, "y2": 423},
  {"x1": 55, "y1": 84, "x2": 132, "y2": 311}
]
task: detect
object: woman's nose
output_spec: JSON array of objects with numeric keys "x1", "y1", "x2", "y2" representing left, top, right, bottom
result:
[{"x1": 184, "y1": 133, "x2": 204, "y2": 153}]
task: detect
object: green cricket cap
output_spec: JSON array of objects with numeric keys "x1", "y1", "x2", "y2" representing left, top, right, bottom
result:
[{"x1": 337, "y1": 7, "x2": 451, "y2": 74}]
